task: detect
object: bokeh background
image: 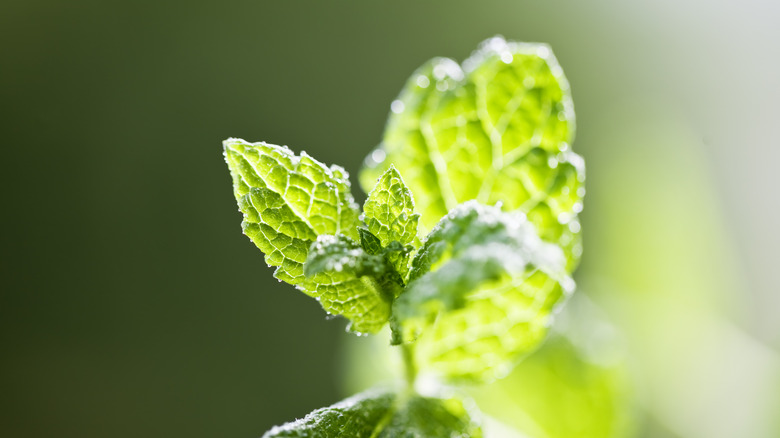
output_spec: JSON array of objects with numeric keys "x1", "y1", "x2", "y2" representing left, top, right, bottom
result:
[{"x1": 2, "y1": 1, "x2": 779, "y2": 437}]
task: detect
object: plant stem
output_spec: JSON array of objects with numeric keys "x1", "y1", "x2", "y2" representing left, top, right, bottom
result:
[{"x1": 401, "y1": 343, "x2": 417, "y2": 390}]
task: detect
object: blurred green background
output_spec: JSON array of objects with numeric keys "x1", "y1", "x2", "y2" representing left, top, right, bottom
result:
[{"x1": 2, "y1": 1, "x2": 779, "y2": 437}]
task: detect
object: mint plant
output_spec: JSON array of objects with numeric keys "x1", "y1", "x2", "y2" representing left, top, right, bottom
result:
[{"x1": 223, "y1": 36, "x2": 584, "y2": 437}]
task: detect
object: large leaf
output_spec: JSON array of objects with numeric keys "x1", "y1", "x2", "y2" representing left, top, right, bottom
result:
[
  {"x1": 393, "y1": 202, "x2": 573, "y2": 381},
  {"x1": 361, "y1": 36, "x2": 584, "y2": 271},
  {"x1": 263, "y1": 388, "x2": 482, "y2": 438},
  {"x1": 224, "y1": 139, "x2": 371, "y2": 328}
]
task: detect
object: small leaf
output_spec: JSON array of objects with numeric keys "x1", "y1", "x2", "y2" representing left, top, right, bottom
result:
[
  {"x1": 361, "y1": 36, "x2": 584, "y2": 271},
  {"x1": 394, "y1": 202, "x2": 573, "y2": 381},
  {"x1": 223, "y1": 139, "x2": 363, "y2": 322},
  {"x1": 363, "y1": 167, "x2": 420, "y2": 247},
  {"x1": 262, "y1": 388, "x2": 482, "y2": 438},
  {"x1": 303, "y1": 234, "x2": 405, "y2": 333},
  {"x1": 358, "y1": 227, "x2": 384, "y2": 256},
  {"x1": 304, "y1": 234, "x2": 386, "y2": 279},
  {"x1": 362, "y1": 167, "x2": 420, "y2": 278},
  {"x1": 363, "y1": 165, "x2": 420, "y2": 247}
]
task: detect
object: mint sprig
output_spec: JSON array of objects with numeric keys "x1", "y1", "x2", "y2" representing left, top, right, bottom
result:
[{"x1": 223, "y1": 36, "x2": 585, "y2": 437}]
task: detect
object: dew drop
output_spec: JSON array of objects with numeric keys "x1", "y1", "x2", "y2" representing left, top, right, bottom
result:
[
  {"x1": 371, "y1": 149, "x2": 386, "y2": 163},
  {"x1": 416, "y1": 75, "x2": 430, "y2": 88},
  {"x1": 433, "y1": 64, "x2": 447, "y2": 80},
  {"x1": 536, "y1": 46, "x2": 550, "y2": 58},
  {"x1": 569, "y1": 221, "x2": 581, "y2": 233},
  {"x1": 548, "y1": 157, "x2": 559, "y2": 168},
  {"x1": 500, "y1": 52, "x2": 513, "y2": 64},
  {"x1": 561, "y1": 276, "x2": 576, "y2": 292},
  {"x1": 577, "y1": 187, "x2": 586, "y2": 197},
  {"x1": 572, "y1": 202, "x2": 583, "y2": 213},
  {"x1": 391, "y1": 100, "x2": 405, "y2": 114},
  {"x1": 436, "y1": 80, "x2": 449, "y2": 92},
  {"x1": 561, "y1": 186, "x2": 570, "y2": 195}
]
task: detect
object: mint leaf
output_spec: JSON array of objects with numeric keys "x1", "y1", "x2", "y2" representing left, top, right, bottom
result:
[
  {"x1": 358, "y1": 227, "x2": 384, "y2": 256},
  {"x1": 470, "y1": 294, "x2": 635, "y2": 438},
  {"x1": 302, "y1": 235, "x2": 392, "y2": 333},
  {"x1": 472, "y1": 335, "x2": 634, "y2": 438},
  {"x1": 357, "y1": 227, "x2": 411, "y2": 285},
  {"x1": 262, "y1": 389, "x2": 482, "y2": 438},
  {"x1": 263, "y1": 390, "x2": 393, "y2": 438},
  {"x1": 362, "y1": 166, "x2": 420, "y2": 278},
  {"x1": 304, "y1": 234, "x2": 387, "y2": 279},
  {"x1": 394, "y1": 202, "x2": 573, "y2": 381},
  {"x1": 363, "y1": 166, "x2": 420, "y2": 248},
  {"x1": 360, "y1": 36, "x2": 584, "y2": 271},
  {"x1": 304, "y1": 234, "x2": 409, "y2": 333},
  {"x1": 381, "y1": 395, "x2": 482, "y2": 438},
  {"x1": 223, "y1": 139, "x2": 363, "y2": 317}
]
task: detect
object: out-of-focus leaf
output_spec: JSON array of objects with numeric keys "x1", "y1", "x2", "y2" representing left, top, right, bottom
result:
[
  {"x1": 262, "y1": 388, "x2": 482, "y2": 438},
  {"x1": 361, "y1": 36, "x2": 584, "y2": 271},
  {"x1": 470, "y1": 295, "x2": 636, "y2": 438},
  {"x1": 393, "y1": 202, "x2": 573, "y2": 381}
]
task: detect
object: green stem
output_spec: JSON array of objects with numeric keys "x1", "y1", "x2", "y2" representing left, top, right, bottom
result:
[{"x1": 401, "y1": 342, "x2": 417, "y2": 390}]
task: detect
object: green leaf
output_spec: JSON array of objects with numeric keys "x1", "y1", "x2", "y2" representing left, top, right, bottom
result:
[
  {"x1": 362, "y1": 166, "x2": 420, "y2": 278},
  {"x1": 357, "y1": 227, "x2": 411, "y2": 287},
  {"x1": 304, "y1": 234, "x2": 387, "y2": 279},
  {"x1": 223, "y1": 139, "x2": 364, "y2": 322},
  {"x1": 303, "y1": 234, "x2": 409, "y2": 333},
  {"x1": 394, "y1": 202, "x2": 573, "y2": 381},
  {"x1": 363, "y1": 167, "x2": 420, "y2": 247},
  {"x1": 262, "y1": 388, "x2": 482, "y2": 438},
  {"x1": 360, "y1": 36, "x2": 584, "y2": 271},
  {"x1": 358, "y1": 227, "x2": 385, "y2": 256},
  {"x1": 469, "y1": 294, "x2": 636, "y2": 438},
  {"x1": 472, "y1": 337, "x2": 634, "y2": 438}
]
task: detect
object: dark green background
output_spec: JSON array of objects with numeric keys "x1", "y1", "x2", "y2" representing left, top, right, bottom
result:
[{"x1": 2, "y1": 1, "x2": 778, "y2": 437}]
